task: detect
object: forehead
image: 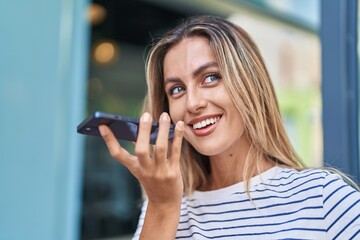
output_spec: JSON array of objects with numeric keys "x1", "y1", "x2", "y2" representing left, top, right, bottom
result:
[{"x1": 163, "y1": 36, "x2": 216, "y2": 77}]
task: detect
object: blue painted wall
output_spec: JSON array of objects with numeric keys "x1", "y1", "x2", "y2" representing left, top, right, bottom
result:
[{"x1": 0, "y1": 0, "x2": 89, "y2": 239}]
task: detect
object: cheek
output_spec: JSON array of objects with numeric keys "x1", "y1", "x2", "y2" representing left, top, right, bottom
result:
[{"x1": 169, "y1": 100, "x2": 185, "y2": 123}]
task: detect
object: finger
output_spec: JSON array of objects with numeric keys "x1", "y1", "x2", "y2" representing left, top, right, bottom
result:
[
  {"x1": 169, "y1": 121, "x2": 185, "y2": 167},
  {"x1": 154, "y1": 112, "x2": 171, "y2": 165},
  {"x1": 99, "y1": 125, "x2": 135, "y2": 168},
  {"x1": 134, "y1": 112, "x2": 152, "y2": 166}
]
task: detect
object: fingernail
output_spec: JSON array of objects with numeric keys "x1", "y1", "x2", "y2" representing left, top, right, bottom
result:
[
  {"x1": 176, "y1": 121, "x2": 185, "y2": 131},
  {"x1": 160, "y1": 112, "x2": 170, "y2": 121},
  {"x1": 141, "y1": 112, "x2": 151, "y2": 122},
  {"x1": 99, "y1": 125, "x2": 107, "y2": 135}
]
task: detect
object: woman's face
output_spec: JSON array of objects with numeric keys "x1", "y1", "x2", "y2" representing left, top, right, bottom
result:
[{"x1": 163, "y1": 36, "x2": 250, "y2": 157}]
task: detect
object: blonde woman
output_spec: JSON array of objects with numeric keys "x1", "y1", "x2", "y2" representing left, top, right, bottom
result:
[{"x1": 99, "y1": 15, "x2": 360, "y2": 239}]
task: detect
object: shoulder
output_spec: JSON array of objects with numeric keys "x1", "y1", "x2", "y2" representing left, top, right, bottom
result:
[
  {"x1": 272, "y1": 166, "x2": 359, "y2": 192},
  {"x1": 319, "y1": 167, "x2": 360, "y2": 208},
  {"x1": 270, "y1": 166, "x2": 356, "y2": 186},
  {"x1": 265, "y1": 166, "x2": 330, "y2": 189},
  {"x1": 263, "y1": 166, "x2": 360, "y2": 199},
  {"x1": 315, "y1": 168, "x2": 360, "y2": 238},
  {"x1": 314, "y1": 168, "x2": 360, "y2": 202}
]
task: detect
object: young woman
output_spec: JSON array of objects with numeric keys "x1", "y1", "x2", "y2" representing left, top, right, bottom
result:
[{"x1": 99, "y1": 15, "x2": 360, "y2": 239}]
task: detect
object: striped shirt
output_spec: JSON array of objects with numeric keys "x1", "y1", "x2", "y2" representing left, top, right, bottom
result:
[{"x1": 133, "y1": 166, "x2": 360, "y2": 239}]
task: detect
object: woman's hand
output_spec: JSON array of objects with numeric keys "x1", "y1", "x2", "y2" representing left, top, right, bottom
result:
[{"x1": 99, "y1": 112, "x2": 185, "y2": 207}]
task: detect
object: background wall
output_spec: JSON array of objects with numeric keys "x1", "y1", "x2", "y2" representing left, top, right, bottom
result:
[{"x1": 0, "y1": 0, "x2": 89, "y2": 239}]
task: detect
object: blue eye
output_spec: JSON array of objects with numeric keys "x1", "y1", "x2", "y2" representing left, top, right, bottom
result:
[
  {"x1": 170, "y1": 86, "x2": 185, "y2": 95},
  {"x1": 204, "y1": 73, "x2": 221, "y2": 84}
]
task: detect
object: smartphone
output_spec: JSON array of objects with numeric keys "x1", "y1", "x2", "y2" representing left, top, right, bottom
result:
[{"x1": 77, "y1": 111, "x2": 175, "y2": 144}]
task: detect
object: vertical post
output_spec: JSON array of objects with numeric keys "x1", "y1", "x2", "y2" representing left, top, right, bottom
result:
[
  {"x1": 320, "y1": 0, "x2": 359, "y2": 181},
  {"x1": 0, "y1": 0, "x2": 89, "y2": 239}
]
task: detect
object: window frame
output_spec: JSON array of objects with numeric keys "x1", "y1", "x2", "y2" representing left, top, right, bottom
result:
[{"x1": 320, "y1": 0, "x2": 359, "y2": 181}]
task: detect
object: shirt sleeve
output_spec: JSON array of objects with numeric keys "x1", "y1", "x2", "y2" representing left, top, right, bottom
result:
[
  {"x1": 131, "y1": 200, "x2": 148, "y2": 240},
  {"x1": 322, "y1": 171, "x2": 360, "y2": 239}
]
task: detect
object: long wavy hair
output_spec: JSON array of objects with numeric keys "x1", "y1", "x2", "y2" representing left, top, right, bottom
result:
[{"x1": 143, "y1": 15, "x2": 305, "y2": 194}]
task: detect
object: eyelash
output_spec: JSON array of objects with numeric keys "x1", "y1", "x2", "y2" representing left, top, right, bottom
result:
[
  {"x1": 169, "y1": 85, "x2": 185, "y2": 96},
  {"x1": 203, "y1": 73, "x2": 221, "y2": 84},
  {"x1": 167, "y1": 73, "x2": 222, "y2": 96}
]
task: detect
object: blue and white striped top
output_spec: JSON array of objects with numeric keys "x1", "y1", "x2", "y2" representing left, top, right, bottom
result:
[{"x1": 133, "y1": 166, "x2": 360, "y2": 239}]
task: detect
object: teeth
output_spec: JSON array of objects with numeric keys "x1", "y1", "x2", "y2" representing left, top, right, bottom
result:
[{"x1": 192, "y1": 116, "x2": 220, "y2": 129}]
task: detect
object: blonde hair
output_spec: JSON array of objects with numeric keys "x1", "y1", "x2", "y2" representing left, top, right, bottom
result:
[{"x1": 144, "y1": 15, "x2": 305, "y2": 194}]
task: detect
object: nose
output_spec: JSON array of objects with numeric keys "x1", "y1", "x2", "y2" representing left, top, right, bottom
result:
[{"x1": 186, "y1": 89, "x2": 207, "y2": 113}]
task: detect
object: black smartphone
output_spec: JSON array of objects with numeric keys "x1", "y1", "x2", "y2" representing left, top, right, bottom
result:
[{"x1": 77, "y1": 111, "x2": 175, "y2": 144}]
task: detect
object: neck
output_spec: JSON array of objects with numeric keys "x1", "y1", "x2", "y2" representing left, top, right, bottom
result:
[{"x1": 204, "y1": 144, "x2": 274, "y2": 191}]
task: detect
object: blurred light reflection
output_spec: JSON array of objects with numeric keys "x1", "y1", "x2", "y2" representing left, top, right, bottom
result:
[
  {"x1": 94, "y1": 41, "x2": 118, "y2": 64},
  {"x1": 88, "y1": 3, "x2": 107, "y2": 26}
]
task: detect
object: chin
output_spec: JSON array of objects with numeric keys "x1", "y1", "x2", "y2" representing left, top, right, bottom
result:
[{"x1": 190, "y1": 141, "x2": 224, "y2": 157}]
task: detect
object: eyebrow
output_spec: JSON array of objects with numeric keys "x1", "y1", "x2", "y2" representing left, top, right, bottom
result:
[
  {"x1": 192, "y1": 61, "x2": 218, "y2": 78},
  {"x1": 164, "y1": 61, "x2": 219, "y2": 86}
]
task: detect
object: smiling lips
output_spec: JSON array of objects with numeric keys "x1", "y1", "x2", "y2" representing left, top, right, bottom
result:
[
  {"x1": 192, "y1": 116, "x2": 221, "y2": 129},
  {"x1": 190, "y1": 115, "x2": 221, "y2": 137}
]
